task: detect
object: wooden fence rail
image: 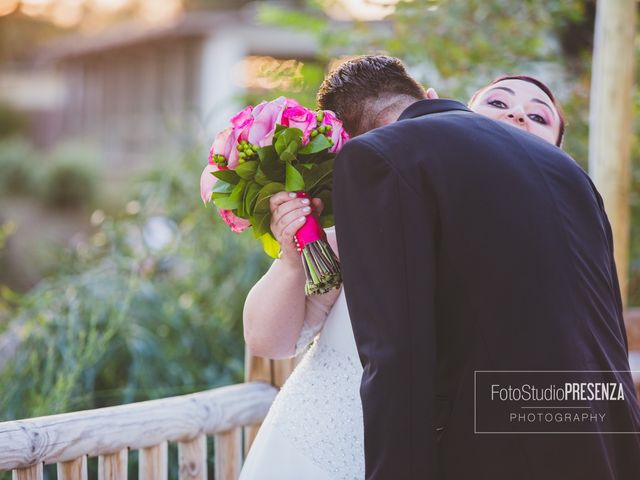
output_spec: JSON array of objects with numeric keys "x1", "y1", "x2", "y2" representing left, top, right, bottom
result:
[{"x1": 0, "y1": 381, "x2": 277, "y2": 479}]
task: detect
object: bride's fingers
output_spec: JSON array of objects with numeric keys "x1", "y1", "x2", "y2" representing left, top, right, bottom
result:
[
  {"x1": 269, "y1": 191, "x2": 299, "y2": 216},
  {"x1": 426, "y1": 87, "x2": 439, "y2": 99},
  {"x1": 280, "y1": 216, "x2": 308, "y2": 244},
  {"x1": 271, "y1": 197, "x2": 311, "y2": 231},
  {"x1": 275, "y1": 205, "x2": 312, "y2": 234}
]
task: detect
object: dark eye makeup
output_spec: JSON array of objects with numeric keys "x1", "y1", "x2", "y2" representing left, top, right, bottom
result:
[
  {"x1": 528, "y1": 113, "x2": 547, "y2": 125},
  {"x1": 488, "y1": 99, "x2": 508, "y2": 109}
]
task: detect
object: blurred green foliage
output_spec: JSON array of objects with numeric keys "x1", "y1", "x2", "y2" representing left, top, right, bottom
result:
[
  {"x1": 0, "y1": 102, "x2": 28, "y2": 140},
  {"x1": 0, "y1": 145, "x2": 270, "y2": 421},
  {"x1": 37, "y1": 142, "x2": 100, "y2": 208},
  {"x1": 0, "y1": 138, "x2": 34, "y2": 195}
]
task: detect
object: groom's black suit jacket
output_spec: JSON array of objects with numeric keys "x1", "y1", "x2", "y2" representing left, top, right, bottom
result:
[{"x1": 333, "y1": 99, "x2": 640, "y2": 480}]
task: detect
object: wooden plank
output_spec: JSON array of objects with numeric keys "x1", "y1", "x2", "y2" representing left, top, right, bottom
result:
[
  {"x1": 0, "y1": 382, "x2": 277, "y2": 471},
  {"x1": 588, "y1": 0, "x2": 637, "y2": 306},
  {"x1": 243, "y1": 348, "x2": 273, "y2": 453},
  {"x1": 98, "y1": 449, "x2": 127, "y2": 480},
  {"x1": 139, "y1": 441, "x2": 168, "y2": 480},
  {"x1": 272, "y1": 358, "x2": 295, "y2": 389},
  {"x1": 214, "y1": 428, "x2": 242, "y2": 480},
  {"x1": 178, "y1": 434, "x2": 207, "y2": 480},
  {"x1": 11, "y1": 463, "x2": 42, "y2": 480},
  {"x1": 57, "y1": 456, "x2": 87, "y2": 480},
  {"x1": 244, "y1": 347, "x2": 272, "y2": 384}
]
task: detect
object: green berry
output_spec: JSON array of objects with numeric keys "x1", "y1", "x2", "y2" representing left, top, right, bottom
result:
[
  {"x1": 316, "y1": 111, "x2": 324, "y2": 122},
  {"x1": 311, "y1": 130, "x2": 319, "y2": 138}
]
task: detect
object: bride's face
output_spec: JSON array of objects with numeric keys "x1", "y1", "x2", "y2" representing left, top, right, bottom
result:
[{"x1": 468, "y1": 79, "x2": 561, "y2": 146}]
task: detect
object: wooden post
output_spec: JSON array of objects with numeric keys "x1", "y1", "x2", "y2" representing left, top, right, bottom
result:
[
  {"x1": 12, "y1": 464, "x2": 42, "y2": 480},
  {"x1": 214, "y1": 428, "x2": 242, "y2": 480},
  {"x1": 98, "y1": 449, "x2": 128, "y2": 480},
  {"x1": 178, "y1": 434, "x2": 207, "y2": 480},
  {"x1": 139, "y1": 442, "x2": 168, "y2": 480},
  {"x1": 588, "y1": 0, "x2": 637, "y2": 307},
  {"x1": 58, "y1": 456, "x2": 88, "y2": 480}
]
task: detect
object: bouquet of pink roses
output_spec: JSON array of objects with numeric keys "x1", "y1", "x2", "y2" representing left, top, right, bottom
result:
[{"x1": 200, "y1": 96, "x2": 349, "y2": 295}]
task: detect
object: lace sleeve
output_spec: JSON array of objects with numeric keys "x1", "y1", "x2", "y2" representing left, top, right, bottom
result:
[{"x1": 293, "y1": 293, "x2": 332, "y2": 356}]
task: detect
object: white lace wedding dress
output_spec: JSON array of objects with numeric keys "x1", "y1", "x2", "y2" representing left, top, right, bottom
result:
[{"x1": 239, "y1": 260, "x2": 365, "y2": 480}]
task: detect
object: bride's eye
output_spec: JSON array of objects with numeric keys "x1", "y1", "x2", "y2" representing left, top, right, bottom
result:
[
  {"x1": 488, "y1": 99, "x2": 507, "y2": 109},
  {"x1": 528, "y1": 113, "x2": 547, "y2": 125}
]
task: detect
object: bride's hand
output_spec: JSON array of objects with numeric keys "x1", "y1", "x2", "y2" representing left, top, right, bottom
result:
[{"x1": 270, "y1": 191, "x2": 324, "y2": 268}]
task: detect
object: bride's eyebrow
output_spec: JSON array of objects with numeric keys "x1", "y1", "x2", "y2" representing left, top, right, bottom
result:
[
  {"x1": 531, "y1": 98, "x2": 557, "y2": 119},
  {"x1": 486, "y1": 86, "x2": 515, "y2": 96}
]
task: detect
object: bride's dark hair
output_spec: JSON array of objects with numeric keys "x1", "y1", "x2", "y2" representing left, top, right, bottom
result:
[
  {"x1": 317, "y1": 55, "x2": 426, "y2": 136},
  {"x1": 469, "y1": 75, "x2": 566, "y2": 147}
]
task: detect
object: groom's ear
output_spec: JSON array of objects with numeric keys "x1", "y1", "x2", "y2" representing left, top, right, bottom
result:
[{"x1": 426, "y1": 88, "x2": 439, "y2": 100}]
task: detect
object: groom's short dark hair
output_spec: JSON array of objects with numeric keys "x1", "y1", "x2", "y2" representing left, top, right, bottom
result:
[{"x1": 317, "y1": 55, "x2": 426, "y2": 136}]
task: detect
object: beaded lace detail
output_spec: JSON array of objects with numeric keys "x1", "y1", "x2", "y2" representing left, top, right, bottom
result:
[{"x1": 265, "y1": 339, "x2": 365, "y2": 479}]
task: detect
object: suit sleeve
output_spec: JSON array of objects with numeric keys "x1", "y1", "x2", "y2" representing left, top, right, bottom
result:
[{"x1": 332, "y1": 138, "x2": 438, "y2": 479}]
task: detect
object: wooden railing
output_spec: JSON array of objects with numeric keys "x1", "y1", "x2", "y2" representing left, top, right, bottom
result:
[
  {"x1": 1, "y1": 310, "x2": 638, "y2": 478},
  {"x1": 0, "y1": 381, "x2": 277, "y2": 479}
]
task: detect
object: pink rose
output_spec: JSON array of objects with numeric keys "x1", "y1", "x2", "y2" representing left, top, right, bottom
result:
[
  {"x1": 200, "y1": 164, "x2": 251, "y2": 233},
  {"x1": 248, "y1": 97, "x2": 288, "y2": 147},
  {"x1": 282, "y1": 105, "x2": 317, "y2": 143},
  {"x1": 320, "y1": 110, "x2": 349, "y2": 153},
  {"x1": 218, "y1": 208, "x2": 250, "y2": 233},
  {"x1": 231, "y1": 106, "x2": 254, "y2": 143},
  {"x1": 209, "y1": 127, "x2": 242, "y2": 169},
  {"x1": 285, "y1": 97, "x2": 301, "y2": 109},
  {"x1": 200, "y1": 163, "x2": 219, "y2": 204}
]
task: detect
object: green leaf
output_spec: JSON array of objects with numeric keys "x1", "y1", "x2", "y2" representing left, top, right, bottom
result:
[
  {"x1": 319, "y1": 214, "x2": 334, "y2": 228},
  {"x1": 212, "y1": 169, "x2": 240, "y2": 185},
  {"x1": 280, "y1": 150, "x2": 296, "y2": 163},
  {"x1": 302, "y1": 158, "x2": 334, "y2": 193},
  {"x1": 299, "y1": 134, "x2": 332, "y2": 155},
  {"x1": 254, "y1": 182, "x2": 285, "y2": 214},
  {"x1": 236, "y1": 160, "x2": 258, "y2": 180},
  {"x1": 213, "y1": 195, "x2": 239, "y2": 210},
  {"x1": 252, "y1": 211, "x2": 272, "y2": 238},
  {"x1": 314, "y1": 188, "x2": 333, "y2": 216},
  {"x1": 210, "y1": 180, "x2": 234, "y2": 201},
  {"x1": 275, "y1": 128, "x2": 302, "y2": 157},
  {"x1": 257, "y1": 146, "x2": 284, "y2": 181},
  {"x1": 254, "y1": 166, "x2": 271, "y2": 186},
  {"x1": 285, "y1": 162, "x2": 305, "y2": 192},
  {"x1": 214, "y1": 178, "x2": 246, "y2": 210},
  {"x1": 259, "y1": 232, "x2": 281, "y2": 259},
  {"x1": 245, "y1": 181, "x2": 261, "y2": 216}
]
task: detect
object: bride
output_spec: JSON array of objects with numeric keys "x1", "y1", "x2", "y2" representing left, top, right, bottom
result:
[{"x1": 238, "y1": 72, "x2": 566, "y2": 480}]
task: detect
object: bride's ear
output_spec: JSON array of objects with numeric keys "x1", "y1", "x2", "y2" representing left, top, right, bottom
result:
[{"x1": 426, "y1": 88, "x2": 439, "y2": 100}]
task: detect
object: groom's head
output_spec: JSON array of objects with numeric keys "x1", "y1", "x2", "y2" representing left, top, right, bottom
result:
[{"x1": 317, "y1": 55, "x2": 426, "y2": 137}]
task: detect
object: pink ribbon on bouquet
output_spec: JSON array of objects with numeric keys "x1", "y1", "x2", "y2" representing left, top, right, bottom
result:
[{"x1": 293, "y1": 191, "x2": 326, "y2": 253}]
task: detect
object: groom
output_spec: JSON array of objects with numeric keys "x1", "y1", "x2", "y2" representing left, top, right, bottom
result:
[{"x1": 322, "y1": 55, "x2": 640, "y2": 479}]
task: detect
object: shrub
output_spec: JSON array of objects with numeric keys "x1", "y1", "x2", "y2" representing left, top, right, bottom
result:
[
  {"x1": 0, "y1": 138, "x2": 35, "y2": 196},
  {"x1": 38, "y1": 142, "x2": 100, "y2": 208}
]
